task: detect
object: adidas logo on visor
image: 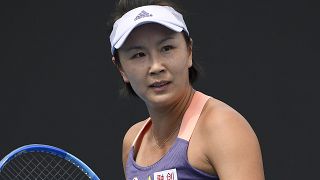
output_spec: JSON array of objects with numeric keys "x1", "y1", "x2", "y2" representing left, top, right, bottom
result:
[{"x1": 134, "y1": 10, "x2": 153, "y2": 21}]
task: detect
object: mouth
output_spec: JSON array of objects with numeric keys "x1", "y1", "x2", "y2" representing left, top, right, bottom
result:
[{"x1": 149, "y1": 81, "x2": 170, "y2": 88}]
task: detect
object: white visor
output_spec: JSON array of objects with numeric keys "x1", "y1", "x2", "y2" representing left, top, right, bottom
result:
[{"x1": 109, "y1": 5, "x2": 189, "y2": 55}]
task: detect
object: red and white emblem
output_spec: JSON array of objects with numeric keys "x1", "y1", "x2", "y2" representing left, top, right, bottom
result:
[{"x1": 154, "y1": 168, "x2": 178, "y2": 180}]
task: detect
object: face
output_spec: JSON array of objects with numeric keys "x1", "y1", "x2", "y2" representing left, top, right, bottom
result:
[{"x1": 117, "y1": 23, "x2": 193, "y2": 107}]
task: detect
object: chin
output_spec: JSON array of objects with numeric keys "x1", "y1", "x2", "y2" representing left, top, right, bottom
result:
[{"x1": 145, "y1": 90, "x2": 178, "y2": 107}]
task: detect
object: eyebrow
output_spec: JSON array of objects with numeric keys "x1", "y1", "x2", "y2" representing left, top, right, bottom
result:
[
  {"x1": 122, "y1": 34, "x2": 176, "y2": 52},
  {"x1": 157, "y1": 35, "x2": 176, "y2": 45},
  {"x1": 122, "y1": 45, "x2": 144, "y2": 52}
]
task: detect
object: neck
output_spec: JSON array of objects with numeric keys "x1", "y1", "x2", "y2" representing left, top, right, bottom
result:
[{"x1": 147, "y1": 87, "x2": 195, "y2": 144}]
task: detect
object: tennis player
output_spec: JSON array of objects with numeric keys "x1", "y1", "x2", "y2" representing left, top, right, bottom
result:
[{"x1": 109, "y1": 0, "x2": 265, "y2": 179}]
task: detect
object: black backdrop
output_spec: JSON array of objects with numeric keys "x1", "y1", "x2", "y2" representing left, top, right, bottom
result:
[{"x1": 1, "y1": 0, "x2": 319, "y2": 179}]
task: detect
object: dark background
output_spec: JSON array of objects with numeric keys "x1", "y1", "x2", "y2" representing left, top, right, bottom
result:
[{"x1": 1, "y1": 0, "x2": 319, "y2": 179}]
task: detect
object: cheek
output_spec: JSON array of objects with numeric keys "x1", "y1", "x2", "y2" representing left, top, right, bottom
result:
[
  {"x1": 172, "y1": 56, "x2": 191, "y2": 74},
  {"x1": 121, "y1": 64, "x2": 144, "y2": 84}
]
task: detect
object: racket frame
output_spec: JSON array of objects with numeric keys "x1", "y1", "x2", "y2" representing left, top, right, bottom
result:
[{"x1": 0, "y1": 144, "x2": 100, "y2": 180}]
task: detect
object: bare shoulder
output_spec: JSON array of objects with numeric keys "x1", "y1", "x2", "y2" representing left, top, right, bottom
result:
[
  {"x1": 200, "y1": 97, "x2": 255, "y2": 137},
  {"x1": 198, "y1": 97, "x2": 258, "y2": 157},
  {"x1": 197, "y1": 97, "x2": 265, "y2": 179},
  {"x1": 123, "y1": 120, "x2": 147, "y2": 147},
  {"x1": 122, "y1": 119, "x2": 148, "y2": 169}
]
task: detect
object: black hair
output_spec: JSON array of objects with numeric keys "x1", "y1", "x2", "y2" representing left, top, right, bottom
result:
[{"x1": 108, "y1": 0, "x2": 201, "y2": 96}]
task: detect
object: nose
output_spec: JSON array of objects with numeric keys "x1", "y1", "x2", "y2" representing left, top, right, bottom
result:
[{"x1": 148, "y1": 54, "x2": 165, "y2": 75}]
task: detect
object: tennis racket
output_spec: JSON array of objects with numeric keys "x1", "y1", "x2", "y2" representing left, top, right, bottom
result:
[{"x1": 0, "y1": 144, "x2": 100, "y2": 180}]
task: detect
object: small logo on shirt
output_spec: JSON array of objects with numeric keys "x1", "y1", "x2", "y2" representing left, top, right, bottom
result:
[
  {"x1": 154, "y1": 168, "x2": 178, "y2": 180},
  {"x1": 134, "y1": 10, "x2": 153, "y2": 21},
  {"x1": 132, "y1": 177, "x2": 138, "y2": 180}
]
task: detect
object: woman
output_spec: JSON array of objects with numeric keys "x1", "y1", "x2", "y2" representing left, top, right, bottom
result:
[{"x1": 109, "y1": 0, "x2": 265, "y2": 179}]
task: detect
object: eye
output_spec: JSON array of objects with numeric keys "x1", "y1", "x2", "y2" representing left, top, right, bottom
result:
[
  {"x1": 162, "y1": 45, "x2": 174, "y2": 52},
  {"x1": 131, "y1": 52, "x2": 145, "y2": 59}
]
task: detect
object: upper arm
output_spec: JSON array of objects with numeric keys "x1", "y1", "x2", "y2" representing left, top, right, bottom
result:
[{"x1": 203, "y1": 106, "x2": 265, "y2": 180}]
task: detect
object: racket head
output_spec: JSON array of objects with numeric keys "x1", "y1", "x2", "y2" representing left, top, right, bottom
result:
[{"x1": 0, "y1": 144, "x2": 99, "y2": 180}]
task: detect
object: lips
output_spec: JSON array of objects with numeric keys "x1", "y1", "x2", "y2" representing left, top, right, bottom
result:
[{"x1": 149, "y1": 81, "x2": 170, "y2": 88}]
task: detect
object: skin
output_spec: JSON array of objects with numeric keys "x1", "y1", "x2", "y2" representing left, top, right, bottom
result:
[{"x1": 115, "y1": 23, "x2": 265, "y2": 180}]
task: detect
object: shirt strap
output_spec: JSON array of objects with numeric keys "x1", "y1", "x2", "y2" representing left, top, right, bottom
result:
[
  {"x1": 131, "y1": 117, "x2": 151, "y2": 147},
  {"x1": 178, "y1": 91, "x2": 210, "y2": 141}
]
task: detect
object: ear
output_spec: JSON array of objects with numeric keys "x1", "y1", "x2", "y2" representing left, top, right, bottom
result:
[
  {"x1": 187, "y1": 38, "x2": 193, "y2": 68},
  {"x1": 112, "y1": 56, "x2": 129, "y2": 83}
]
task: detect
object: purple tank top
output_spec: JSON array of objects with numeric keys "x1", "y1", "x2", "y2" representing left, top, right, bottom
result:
[{"x1": 126, "y1": 91, "x2": 219, "y2": 180}]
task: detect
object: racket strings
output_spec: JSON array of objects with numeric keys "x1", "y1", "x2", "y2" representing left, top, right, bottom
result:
[{"x1": 0, "y1": 152, "x2": 90, "y2": 180}]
